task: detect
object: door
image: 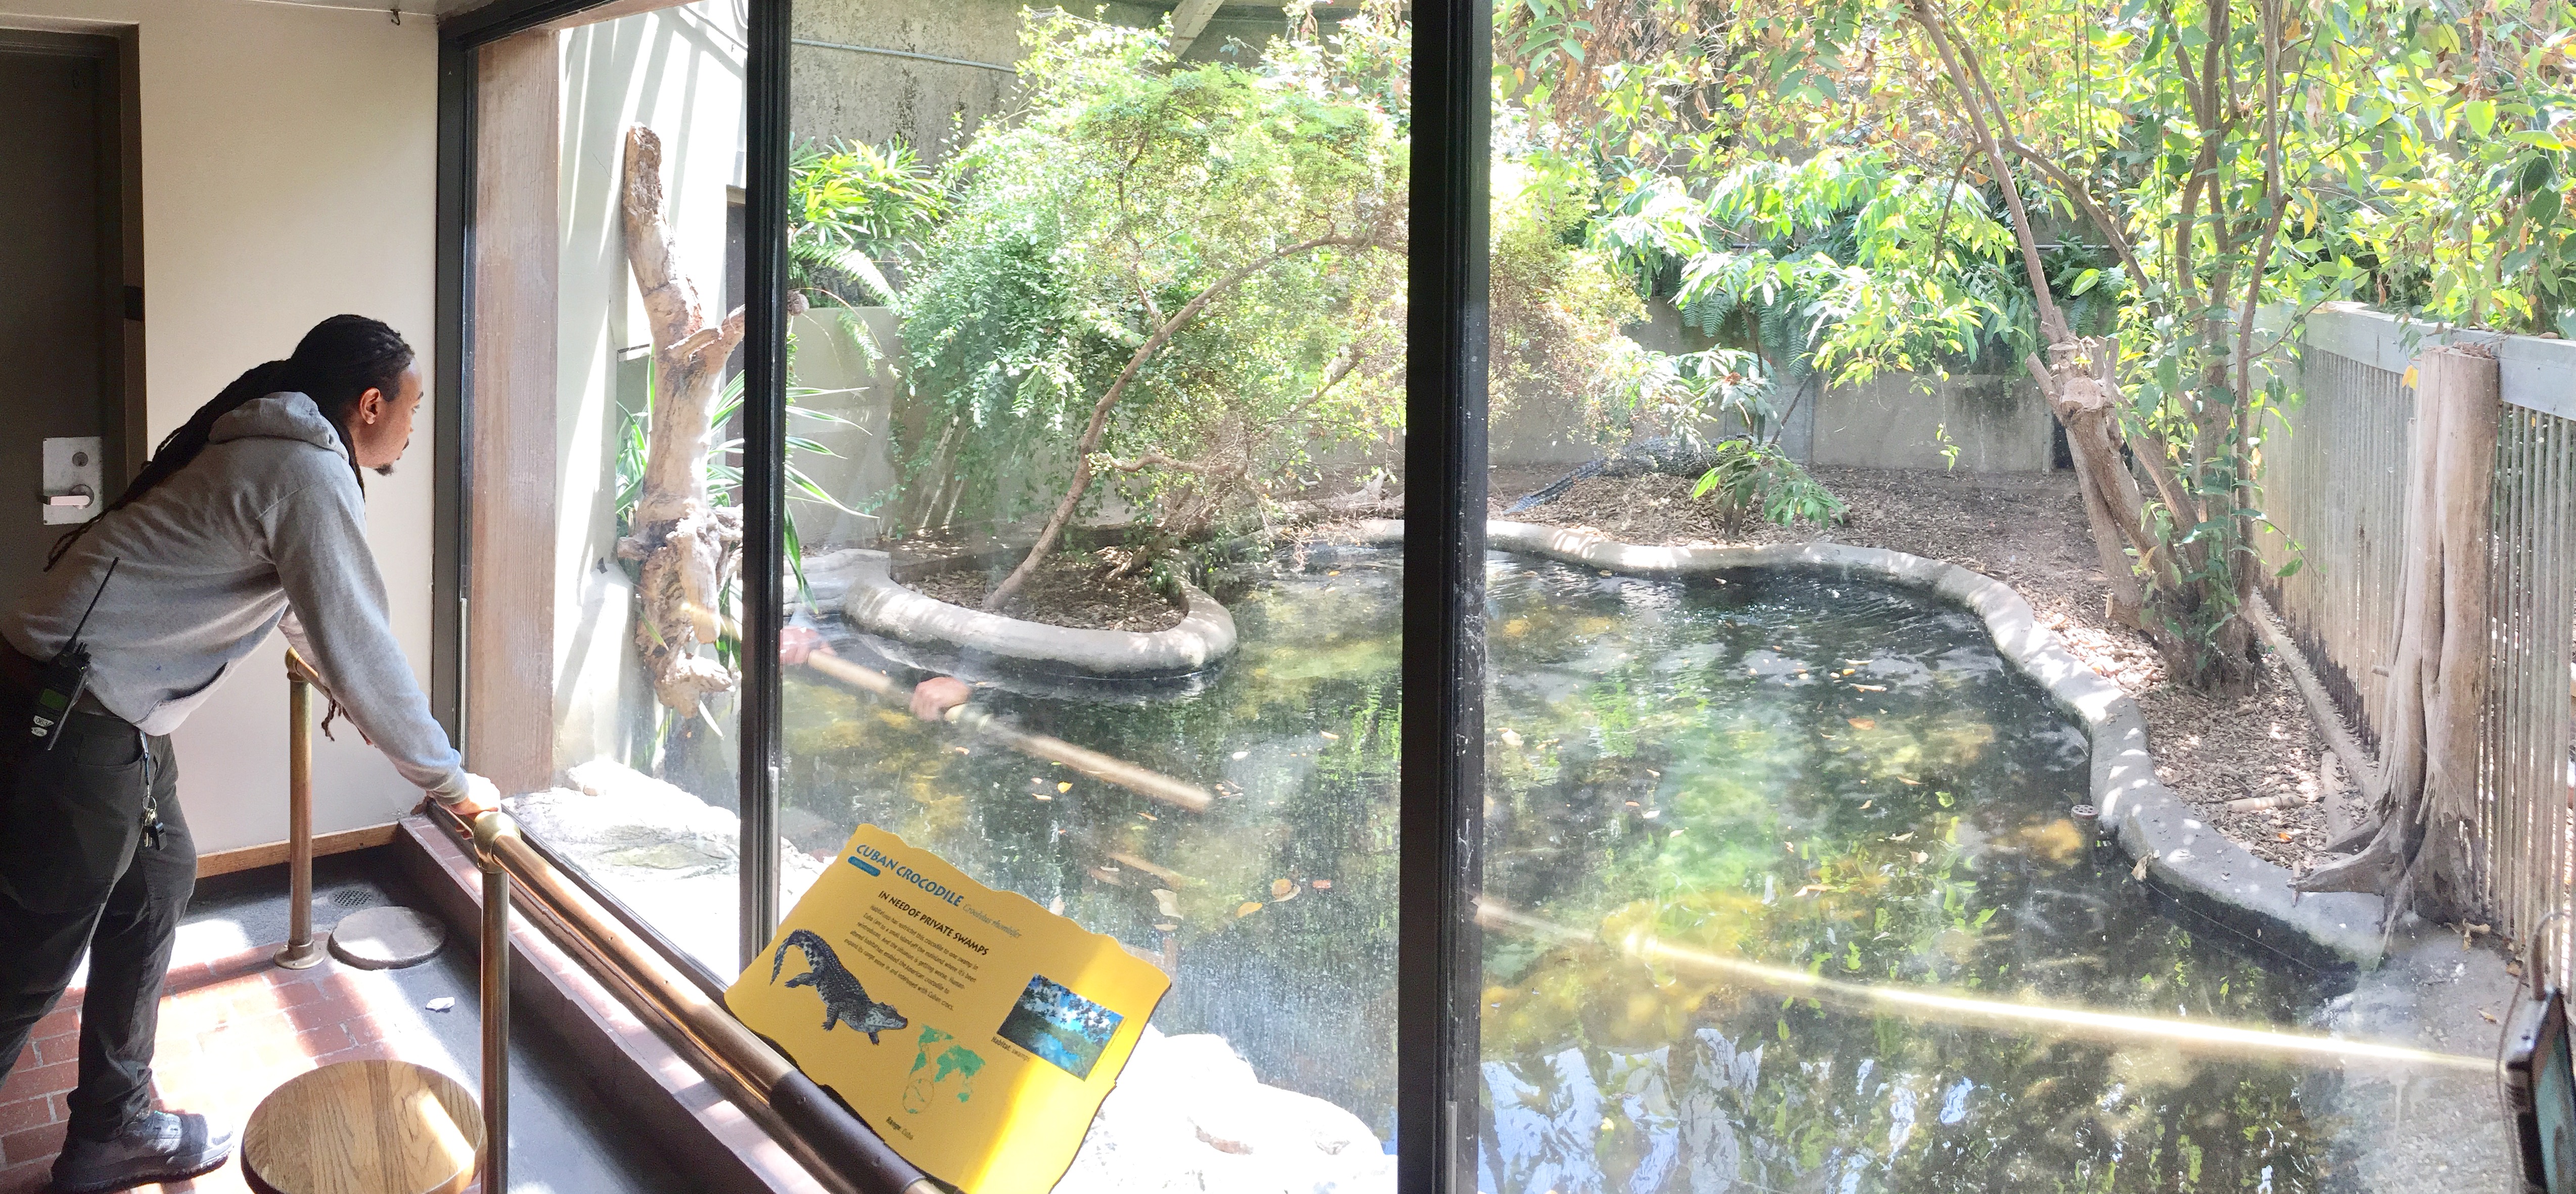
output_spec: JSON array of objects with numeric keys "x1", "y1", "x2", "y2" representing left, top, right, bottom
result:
[{"x1": 0, "y1": 31, "x2": 128, "y2": 601}]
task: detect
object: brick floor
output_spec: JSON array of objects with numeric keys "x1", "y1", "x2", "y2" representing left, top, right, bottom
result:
[{"x1": 0, "y1": 941, "x2": 462, "y2": 1194}]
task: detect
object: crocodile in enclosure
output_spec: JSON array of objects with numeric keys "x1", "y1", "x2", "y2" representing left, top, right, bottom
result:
[
  {"x1": 772, "y1": 928, "x2": 909, "y2": 1043},
  {"x1": 1501, "y1": 436, "x2": 1719, "y2": 515}
]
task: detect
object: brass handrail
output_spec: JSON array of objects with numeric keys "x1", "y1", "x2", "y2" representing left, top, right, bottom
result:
[
  {"x1": 273, "y1": 652, "x2": 324, "y2": 970},
  {"x1": 471, "y1": 811, "x2": 516, "y2": 1191},
  {"x1": 438, "y1": 802, "x2": 934, "y2": 1194}
]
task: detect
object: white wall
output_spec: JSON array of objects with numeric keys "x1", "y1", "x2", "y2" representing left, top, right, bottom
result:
[
  {"x1": 0, "y1": 1, "x2": 441, "y2": 852},
  {"x1": 554, "y1": 2, "x2": 745, "y2": 770}
]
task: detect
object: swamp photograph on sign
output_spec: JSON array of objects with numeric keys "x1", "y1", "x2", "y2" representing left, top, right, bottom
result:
[{"x1": 998, "y1": 974, "x2": 1123, "y2": 1079}]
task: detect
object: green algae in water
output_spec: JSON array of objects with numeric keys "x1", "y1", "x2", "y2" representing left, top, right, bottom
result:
[{"x1": 781, "y1": 548, "x2": 2349, "y2": 1193}]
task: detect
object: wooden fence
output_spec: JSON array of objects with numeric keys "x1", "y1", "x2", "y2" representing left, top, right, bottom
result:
[{"x1": 2260, "y1": 305, "x2": 2576, "y2": 976}]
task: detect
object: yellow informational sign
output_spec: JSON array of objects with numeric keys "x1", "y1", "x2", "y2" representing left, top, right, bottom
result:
[{"x1": 727, "y1": 824, "x2": 1171, "y2": 1194}]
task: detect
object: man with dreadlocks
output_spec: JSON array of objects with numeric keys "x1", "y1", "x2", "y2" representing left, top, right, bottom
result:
[{"x1": 0, "y1": 314, "x2": 498, "y2": 1191}]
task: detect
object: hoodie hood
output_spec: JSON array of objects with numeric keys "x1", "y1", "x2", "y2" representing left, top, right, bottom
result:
[{"x1": 208, "y1": 391, "x2": 350, "y2": 460}]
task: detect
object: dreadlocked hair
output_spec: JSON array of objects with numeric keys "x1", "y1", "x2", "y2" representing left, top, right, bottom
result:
[{"x1": 46, "y1": 314, "x2": 415, "y2": 569}]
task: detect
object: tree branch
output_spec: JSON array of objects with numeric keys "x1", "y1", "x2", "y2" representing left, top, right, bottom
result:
[
  {"x1": 1909, "y1": 0, "x2": 2069, "y2": 344},
  {"x1": 984, "y1": 232, "x2": 1371, "y2": 612}
]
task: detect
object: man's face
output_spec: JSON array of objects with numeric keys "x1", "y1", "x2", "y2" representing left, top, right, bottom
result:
[{"x1": 351, "y1": 362, "x2": 424, "y2": 472}]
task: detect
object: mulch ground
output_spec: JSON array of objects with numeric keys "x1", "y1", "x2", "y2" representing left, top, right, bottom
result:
[
  {"x1": 1485, "y1": 465, "x2": 2339, "y2": 875},
  {"x1": 907, "y1": 550, "x2": 1187, "y2": 633}
]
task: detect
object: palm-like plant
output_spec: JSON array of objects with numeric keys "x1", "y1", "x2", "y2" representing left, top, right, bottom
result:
[{"x1": 788, "y1": 138, "x2": 946, "y2": 306}]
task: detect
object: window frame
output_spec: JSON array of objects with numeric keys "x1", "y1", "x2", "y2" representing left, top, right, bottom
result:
[{"x1": 437, "y1": 0, "x2": 1493, "y2": 1183}]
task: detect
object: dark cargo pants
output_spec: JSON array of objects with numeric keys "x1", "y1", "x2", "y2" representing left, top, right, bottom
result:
[{"x1": 0, "y1": 704, "x2": 191, "y2": 1142}]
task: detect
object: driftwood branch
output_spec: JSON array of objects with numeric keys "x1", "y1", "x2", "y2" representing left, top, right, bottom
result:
[{"x1": 618, "y1": 123, "x2": 750, "y2": 716}]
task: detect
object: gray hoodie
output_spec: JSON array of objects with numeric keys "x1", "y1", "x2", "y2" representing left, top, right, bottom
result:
[{"x1": 1, "y1": 391, "x2": 466, "y2": 799}]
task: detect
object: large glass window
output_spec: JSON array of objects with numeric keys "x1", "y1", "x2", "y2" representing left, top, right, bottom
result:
[
  {"x1": 775, "y1": 1, "x2": 1411, "y2": 1178},
  {"x1": 447, "y1": 2, "x2": 2525, "y2": 1189},
  {"x1": 462, "y1": 2, "x2": 752, "y2": 975}
]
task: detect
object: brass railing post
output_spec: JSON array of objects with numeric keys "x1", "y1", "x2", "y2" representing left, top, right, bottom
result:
[
  {"x1": 470, "y1": 810, "x2": 519, "y2": 1192},
  {"x1": 274, "y1": 652, "x2": 324, "y2": 970}
]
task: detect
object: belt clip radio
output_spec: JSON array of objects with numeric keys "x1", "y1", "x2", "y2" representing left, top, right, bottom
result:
[{"x1": 29, "y1": 559, "x2": 118, "y2": 752}]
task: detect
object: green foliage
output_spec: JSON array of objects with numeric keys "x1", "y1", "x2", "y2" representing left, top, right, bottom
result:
[
  {"x1": 1489, "y1": 141, "x2": 1652, "y2": 440},
  {"x1": 1487, "y1": 0, "x2": 2569, "y2": 688},
  {"x1": 613, "y1": 360, "x2": 867, "y2": 611},
  {"x1": 1689, "y1": 439, "x2": 1847, "y2": 533},
  {"x1": 788, "y1": 138, "x2": 946, "y2": 305},
  {"x1": 891, "y1": 10, "x2": 1407, "y2": 538}
]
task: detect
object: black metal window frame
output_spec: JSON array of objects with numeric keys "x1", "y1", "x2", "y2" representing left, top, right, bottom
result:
[{"x1": 436, "y1": 0, "x2": 1489, "y2": 1186}]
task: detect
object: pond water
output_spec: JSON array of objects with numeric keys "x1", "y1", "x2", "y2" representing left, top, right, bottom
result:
[{"x1": 784, "y1": 546, "x2": 2361, "y2": 1193}]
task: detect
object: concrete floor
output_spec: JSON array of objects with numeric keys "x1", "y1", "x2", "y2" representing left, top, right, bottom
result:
[
  {"x1": 190, "y1": 854, "x2": 693, "y2": 1194},
  {"x1": 30, "y1": 853, "x2": 696, "y2": 1194},
  {"x1": 2314, "y1": 916, "x2": 2524, "y2": 1192}
]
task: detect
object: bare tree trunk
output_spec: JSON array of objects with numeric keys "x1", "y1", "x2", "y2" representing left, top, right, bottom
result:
[
  {"x1": 616, "y1": 124, "x2": 748, "y2": 717},
  {"x1": 2294, "y1": 345, "x2": 2499, "y2": 921},
  {"x1": 2032, "y1": 340, "x2": 2147, "y2": 626}
]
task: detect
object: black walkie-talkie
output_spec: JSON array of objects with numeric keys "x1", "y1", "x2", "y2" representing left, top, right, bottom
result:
[{"x1": 29, "y1": 559, "x2": 118, "y2": 751}]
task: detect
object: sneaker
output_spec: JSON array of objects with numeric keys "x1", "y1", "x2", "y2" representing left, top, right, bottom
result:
[{"x1": 50, "y1": 1109, "x2": 234, "y2": 1193}]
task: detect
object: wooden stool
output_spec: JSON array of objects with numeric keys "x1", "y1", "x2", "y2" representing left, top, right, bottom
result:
[{"x1": 241, "y1": 1060, "x2": 483, "y2": 1194}]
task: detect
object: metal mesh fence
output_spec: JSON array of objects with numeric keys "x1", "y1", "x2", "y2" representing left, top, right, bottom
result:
[
  {"x1": 2481, "y1": 405, "x2": 2576, "y2": 981},
  {"x1": 2260, "y1": 348, "x2": 2415, "y2": 749},
  {"x1": 2265, "y1": 338, "x2": 2576, "y2": 978}
]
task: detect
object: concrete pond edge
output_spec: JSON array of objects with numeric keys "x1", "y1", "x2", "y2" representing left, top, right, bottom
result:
[
  {"x1": 830, "y1": 549, "x2": 1239, "y2": 679},
  {"x1": 1344, "y1": 518, "x2": 2385, "y2": 971}
]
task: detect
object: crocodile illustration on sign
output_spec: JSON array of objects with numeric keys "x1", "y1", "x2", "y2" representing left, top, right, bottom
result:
[{"x1": 770, "y1": 929, "x2": 908, "y2": 1043}]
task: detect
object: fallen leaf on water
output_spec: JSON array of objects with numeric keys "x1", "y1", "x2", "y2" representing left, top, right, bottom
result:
[
  {"x1": 426, "y1": 997, "x2": 456, "y2": 1013},
  {"x1": 2481, "y1": 1009, "x2": 2499, "y2": 1023},
  {"x1": 1152, "y1": 889, "x2": 1182, "y2": 918},
  {"x1": 1897, "y1": 777, "x2": 1922, "y2": 786},
  {"x1": 1500, "y1": 729, "x2": 1524, "y2": 749},
  {"x1": 1231, "y1": 751, "x2": 1249, "y2": 760},
  {"x1": 1034, "y1": 793, "x2": 1053, "y2": 801},
  {"x1": 1852, "y1": 683, "x2": 1888, "y2": 693},
  {"x1": 1236, "y1": 901, "x2": 1263, "y2": 919},
  {"x1": 1320, "y1": 731, "x2": 1341, "y2": 741},
  {"x1": 1859, "y1": 799, "x2": 1873, "y2": 810},
  {"x1": 1271, "y1": 878, "x2": 1295, "y2": 899},
  {"x1": 1057, "y1": 781, "x2": 1073, "y2": 793},
  {"x1": 2133, "y1": 854, "x2": 2153, "y2": 881},
  {"x1": 1793, "y1": 885, "x2": 1826, "y2": 897},
  {"x1": 1849, "y1": 717, "x2": 1876, "y2": 730},
  {"x1": 1784, "y1": 841, "x2": 1800, "y2": 854},
  {"x1": 1887, "y1": 832, "x2": 1914, "y2": 843},
  {"x1": 1311, "y1": 880, "x2": 1332, "y2": 890},
  {"x1": 2276, "y1": 831, "x2": 2291, "y2": 841},
  {"x1": 1912, "y1": 851, "x2": 1928, "y2": 864}
]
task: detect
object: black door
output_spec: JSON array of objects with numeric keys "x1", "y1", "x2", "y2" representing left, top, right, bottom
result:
[{"x1": 0, "y1": 32, "x2": 127, "y2": 602}]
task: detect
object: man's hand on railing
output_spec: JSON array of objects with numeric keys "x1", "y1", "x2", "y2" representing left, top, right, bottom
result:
[{"x1": 432, "y1": 772, "x2": 503, "y2": 820}]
